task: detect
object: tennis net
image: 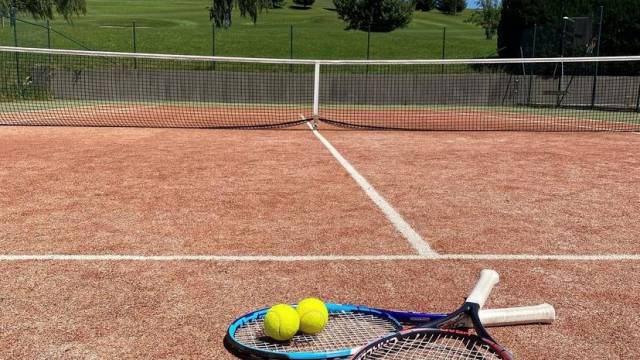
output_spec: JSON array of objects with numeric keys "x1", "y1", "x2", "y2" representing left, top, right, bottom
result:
[{"x1": 1, "y1": 46, "x2": 639, "y2": 131}]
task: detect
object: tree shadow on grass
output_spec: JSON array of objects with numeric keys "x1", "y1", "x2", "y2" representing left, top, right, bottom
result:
[{"x1": 289, "y1": 5, "x2": 313, "y2": 10}]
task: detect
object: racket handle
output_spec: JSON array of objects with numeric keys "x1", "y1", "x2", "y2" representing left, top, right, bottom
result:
[
  {"x1": 476, "y1": 303, "x2": 556, "y2": 327},
  {"x1": 466, "y1": 269, "x2": 500, "y2": 308}
]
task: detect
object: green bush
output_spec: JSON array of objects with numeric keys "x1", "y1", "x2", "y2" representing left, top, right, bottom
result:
[
  {"x1": 436, "y1": 0, "x2": 466, "y2": 14},
  {"x1": 498, "y1": 0, "x2": 640, "y2": 60},
  {"x1": 416, "y1": 0, "x2": 435, "y2": 11},
  {"x1": 333, "y1": 0, "x2": 415, "y2": 32},
  {"x1": 292, "y1": 0, "x2": 315, "y2": 7}
]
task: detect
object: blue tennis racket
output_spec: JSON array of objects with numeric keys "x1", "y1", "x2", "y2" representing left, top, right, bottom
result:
[{"x1": 225, "y1": 273, "x2": 554, "y2": 359}]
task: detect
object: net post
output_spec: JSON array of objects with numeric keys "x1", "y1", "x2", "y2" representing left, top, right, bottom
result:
[
  {"x1": 635, "y1": 81, "x2": 640, "y2": 113},
  {"x1": 312, "y1": 62, "x2": 320, "y2": 129}
]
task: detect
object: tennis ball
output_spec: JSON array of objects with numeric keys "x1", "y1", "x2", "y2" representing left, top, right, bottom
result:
[
  {"x1": 296, "y1": 297, "x2": 329, "y2": 335},
  {"x1": 263, "y1": 304, "x2": 300, "y2": 341}
]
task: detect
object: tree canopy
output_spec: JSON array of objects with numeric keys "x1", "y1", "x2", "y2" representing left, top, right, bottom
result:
[
  {"x1": 0, "y1": 0, "x2": 86, "y2": 20},
  {"x1": 333, "y1": 0, "x2": 415, "y2": 32},
  {"x1": 415, "y1": 0, "x2": 435, "y2": 11},
  {"x1": 209, "y1": 0, "x2": 276, "y2": 28},
  {"x1": 293, "y1": 0, "x2": 315, "y2": 8},
  {"x1": 465, "y1": 0, "x2": 500, "y2": 39},
  {"x1": 497, "y1": 0, "x2": 640, "y2": 58},
  {"x1": 436, "y1": 0, "x2": 466, "y2": 14}
]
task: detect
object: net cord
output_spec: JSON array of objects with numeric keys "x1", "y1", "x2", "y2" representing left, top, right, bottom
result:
[{"x1": 2, "y1": 46, "x2": 640, "y2": 66}]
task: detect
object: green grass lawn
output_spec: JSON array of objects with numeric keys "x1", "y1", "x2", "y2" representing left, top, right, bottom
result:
[{"x1": 0, "y1": 0, "x2": 498, "y2": 59}]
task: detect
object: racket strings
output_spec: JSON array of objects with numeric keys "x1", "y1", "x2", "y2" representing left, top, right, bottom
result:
[
  {"x1": 357, "y1": 331, "x2": 502, "y2": 359},
  {"x1": 232, "y1": 311, "x2": 399, "y2": 353}
]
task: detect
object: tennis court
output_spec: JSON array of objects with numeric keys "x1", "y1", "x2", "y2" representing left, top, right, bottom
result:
[{"x1": 1, "y1": 47, "x2": 639, "y2": 359}]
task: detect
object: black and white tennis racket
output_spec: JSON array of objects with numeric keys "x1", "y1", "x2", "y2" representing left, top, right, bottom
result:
[
  {"x1": 351, "y1": 269, "x2": 520, "y2": 359},
  {"x1": 225, "y1": 269, "x2": 554, "y2": 359}
]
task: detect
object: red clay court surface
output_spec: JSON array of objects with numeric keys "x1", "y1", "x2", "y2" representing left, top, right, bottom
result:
[{"x1": 1, "y1": 124, "x2": 639, "y2": 359}]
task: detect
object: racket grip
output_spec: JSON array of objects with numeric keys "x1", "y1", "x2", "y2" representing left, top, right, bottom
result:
[
  {"x1": 477, "y1": 303, "x2": 556, "y2": 327},
  {"x1": 466, "y1": 269, "x2": 500, "y2": 308}
]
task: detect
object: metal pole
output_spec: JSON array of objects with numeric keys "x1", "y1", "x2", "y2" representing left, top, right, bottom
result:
[
  {"x1": 558, "y1": 19, "x2": 567, "y2": 106},
  {"x1": 290, "y1": 25, "x2": 293, "y2": 59},
  {"x1": 590, "y1": 6, "x2": 604, "y2": 108},
  {"x1": 132, "y1": 21, "x2": 137, "y2": 68},
  {"x1": 312, "y1": 63, "x2": 320, "y2": 126},
  {"x1": 441, "y1": 27, "x2": 446, "y2": 74},
  {"x1": 442, "y1": 27, "x2": 446, "y2": 59},
  {"x1": 132, "y1": 21, "x2": 137, "y2": 53},
  {"x1": 636, "y1": 81, "x2": 640, "y2": 113},
  {"x1": 10, "y1": 5, "x2": 20, "y2": 89},
  {"x1": 212, "y1": 22, "x2": 216, "y2": 56},
  {"x1": 46, "y1": 19, "x2": 51, "y2": 48},
  {"x1": 366, "y1": 24, "x2": 371, "y2": 60},
  {"x1": 532, "y1": 23, "x2": 537, "y2": 57},
  {"x1": 527, "y1": 24, "x2": 537, "y2": 106},
  {"x1": 211, "y1": 22, "x2": 216, "y2": 70},
  {"x1": 10, "y1": 6, "x2": 18, "y2": 47}
]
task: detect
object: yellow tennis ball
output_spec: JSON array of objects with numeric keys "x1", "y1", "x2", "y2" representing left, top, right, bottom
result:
[
  {"x1": 296, "y1": 297, "x2": 329, "y2": 335},
  {"x1": 263, "y1": 304, "x2": 300, "y2": 341}
]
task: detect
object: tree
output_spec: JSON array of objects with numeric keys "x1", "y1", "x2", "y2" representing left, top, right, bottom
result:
[
  {"x1": 209, "y1": 0, "x2": 275, "y2": 28},
  {"x1": 465, "y1": 0, "x2": 500, "y2": 39},
  {"x1": 497, "y1": 0, "x2": 640, "y2": 59},
  {"x1": 333, "y1": 0, "x2": 415, "y2": 32},
  {"x1": 292, "y1": 0, "x2": 314, "y2": 8},
  {"x1": 416, "y1": 0, "x2": 435, "y2": 11},
  {"x1": 436, "y1": 0, "x2": 466, "y2": 15},
  {"x1": 0, "y1": 0, "x2": 86, "y2": 20}
]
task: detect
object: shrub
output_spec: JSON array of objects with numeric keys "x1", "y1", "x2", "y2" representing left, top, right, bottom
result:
[
  {"x1": 333, "y1": 0, "x2": 415, "y2": 32},
  {"x1": 292, "y1": 0, "x2": 314, "y2": 7},
  {"x1": 436, "y1": 0, "x2": 466, "y2": 14},
  {"x1": 416, "y1": 0, "x2": 434, "y2": 11}
]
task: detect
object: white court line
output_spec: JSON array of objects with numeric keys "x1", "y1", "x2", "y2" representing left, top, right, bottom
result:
[
  {"x1": 305, "y1": 121, "x2": 435, "y2": 256},
  {"x1": 0, "y1": 254, "x2": 639, "y2": 262}
]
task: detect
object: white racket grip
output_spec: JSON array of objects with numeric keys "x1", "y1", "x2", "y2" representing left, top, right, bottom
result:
[
  {"x1": 476, "y1": 303, "x2": 556, "y2": 327},
  {"x1": 466, "y1": 269, "x2": 500, "y2": 307}
]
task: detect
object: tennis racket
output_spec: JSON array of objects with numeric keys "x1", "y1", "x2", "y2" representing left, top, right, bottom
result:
[
  {"x1": 225, "y1": 276, "x2": 554, "y2": 358},
  {"x1": 351, "y1": 269, "x2": 521, "y2": 359}
]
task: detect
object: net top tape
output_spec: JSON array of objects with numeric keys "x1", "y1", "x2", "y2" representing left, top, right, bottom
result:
[{"x1": 2, "y1": 46, "x2": 640, "y2": 66}]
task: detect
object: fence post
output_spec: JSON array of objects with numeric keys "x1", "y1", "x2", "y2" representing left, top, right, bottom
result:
[
  {"x1": 441, "y1": 27, "x2": 446, "y2": 60},
  {"x1": 10, "y1": 6, "x2": 18, "y2": 47},
  {"x1": 10, "y1": 6, "x2": 20, "y2": 89},
  {"x1": 531, "y1": 23, "x2": 537, "y2": 57},
  {"x1": 132, "y1": 21, "x2": 137, "y2": 68},
  {"x1": 441, "y1": 27, "x2": 446, "y2": 74},
  {"x1": 132, "y1": 21, "x2": 137, "y2": 53},
  {"x1": 46, "y1": 20, "x2": 51, "y2": 48},
  {"x1": 366, "y1": 25, "x2": 371, "y2": 60},
  {"x1": 590, "y1": 6, "x2": 604, "y2": 108},
  {"x1": 527, "y1": 24, "x2": 537, "y2": 105},
  {"x1": 211, "y1": 22, "x2": 216, "y2": 70}
]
